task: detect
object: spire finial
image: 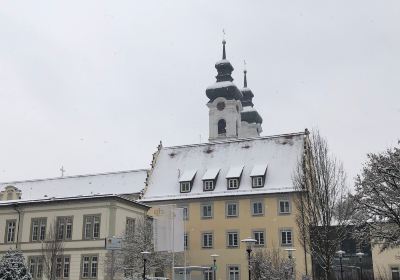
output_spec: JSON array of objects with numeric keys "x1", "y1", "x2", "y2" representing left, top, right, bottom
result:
[
  {"x1": 243, "y1": 60, "x2": 247, "y2": 88},
  {"x1": 222, "y1": 29, "x2": 226, "y2": 59}
]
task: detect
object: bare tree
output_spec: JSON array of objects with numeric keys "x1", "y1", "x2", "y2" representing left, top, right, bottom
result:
[
  {"x1": 105, "y1": 216, "x2": 179, "y2": 279},
  {"x1": 251, "y1": 248, "x2": 295, "y2": 280},
  {"x1": 352, "y1": 145, "x2": 400, "y2": 251},
  {"x1": 293, "y1": 130, "x2": 351, "y2": 280},
  {"x1": 41, "y1": 222, "x2": 64, "y2": 280}
]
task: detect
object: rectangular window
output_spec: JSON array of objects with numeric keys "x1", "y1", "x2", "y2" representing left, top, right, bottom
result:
[
  {"x1": 392, "y1": 267, "x2": 400, "y2": 280},
  {"x1": 29, "y1": 256, "x2": 43, "y2": 279},
  {"x1": 253, "y1": 231, "x2": 265, "y2": 246},
  {"x1": 53, "y1": 256, "x2": 70, "y2": 278},
  {"x1": 252, "y1": 176, "x2": 264, "y2": 188},
  {"x1": 279, "y1": 200, "x2": 291, "y2": 214},
  {"x1": 228, "y1": 266, "x2": 240, "y2": 280},
  {"x1": 281, "y1": 230, "x2": 293, "y2": 246},
  {"x1": 202, "y1": 232, "x2": 213, "y2": 248},
  {"x1": 204, "y1": 270, "x2": 213, "y2": 280},
  {"x1": 184, "y1": 233, "x2": 189, "y2": 249},
  {"x1": 251, "y1": 201, "x2": 264, "y2": 216},
  {"x1": 226, "y1": 202, "x2": 238, "y2": 217},
  {"x1": 228, "y1": 178, "x2": 239, "y2": 189},
  {"x1": 31, "y1": 218, "x2": 47, "y2": 242},
  {"x1": 126, "y1": 218, "x2": 135, "y2": 235},
  {"x1": 227, "y1": 232, "x2": 239, "y2": 248},
  {"x1": 5, "y1": 219, "x2": 16, "y2": 243},
  {"x1": 180, "y1": 182, "x2": 191, "y2": 193},
  {"x1": 81, "y1": 255, "x2": 98, "y2": 279},
  {"x1": 201, "y1": 204, "x2": 213, "y2": 219},
  {"x1": 182, "y1": 206, "x2": 189, "y2": 220},
  {"x1": 83, "y1": 215, "x2": 101, "y2": 240},
  {"x1": 203, "y1": 180, "x2": 214, "y2": 191},
  {"x1": 63, "y1": 257, "x2": 70, "y2": 278},
  {"x1": 56, "y1": 216, "x2": 73, "y2": 240}
]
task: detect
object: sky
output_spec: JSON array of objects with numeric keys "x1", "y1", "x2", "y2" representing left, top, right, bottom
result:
[{"x1": 0, "y1": 0, "x2": 399, "y2": 187}]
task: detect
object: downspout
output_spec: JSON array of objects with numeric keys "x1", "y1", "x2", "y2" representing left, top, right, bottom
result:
[{"x1": 13, "y1": 204, "x2": 21, "y2": 250}]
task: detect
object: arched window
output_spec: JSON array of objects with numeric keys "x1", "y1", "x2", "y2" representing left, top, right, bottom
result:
[{"x1": 218, "y1": 119, "x2": 226, "y2": 135}]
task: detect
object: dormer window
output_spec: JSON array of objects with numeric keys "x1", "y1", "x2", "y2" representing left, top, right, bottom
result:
[
  {"x1": 180, "y1": 182, "x2": 191, "y2": 193},
  {"x1": 202, "y1": 168, "x2": 220, "y2": 192},
  {"x1": 228, "y1": 178, "x2": 239, "y2": 189},
  {"x1": 203, "y1": 180, "x2": 214, "y2": 191},
  {"x1": 226, "y1": 166, "x2": 244, "y2": 190},
  {"x1": 179, "y1": 169, "x2": 197, "y2": 193},
  {"x1": 252, "y1": 177, "x2": 264, "y2": 188},
  {"x1": 250, "y1": 164, "x2": 268, "y2": 188}
]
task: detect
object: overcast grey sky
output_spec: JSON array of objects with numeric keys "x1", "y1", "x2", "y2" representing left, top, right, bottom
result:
[{"x1": 1, "y1": 0, "x2": 399, "y2": 186}]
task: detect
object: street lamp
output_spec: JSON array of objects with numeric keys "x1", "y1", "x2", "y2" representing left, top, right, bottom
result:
[
  {"x1": 336, "y1": 250, "x2": 345, "y2": 280},
  {"x1": 356, "y1": 252, "x2": 365, "y2": 280},
  {"x1": 241, "y1": 238, "x2": 257, "y2": 280},
  {"x1": 141, "y1": 251, "x2": 150, "y2": 280},
  {"x1": 210, "y1": 254, "x2": 219, "y2": 280},
  {"x1": 284, "y1": 248, "x2": 296, "y2": 279}
]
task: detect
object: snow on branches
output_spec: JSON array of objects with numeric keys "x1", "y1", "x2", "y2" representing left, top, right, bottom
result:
[
  {"x1": 353, "y1": 145, "x2": 400, "y2": 251},
  {"x1": 0, "y1": 250, "x2": 32, "y2": 280}
]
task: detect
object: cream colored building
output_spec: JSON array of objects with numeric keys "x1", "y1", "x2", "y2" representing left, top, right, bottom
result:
[
  {"x1": 0, "y1": 194, "x2": 149, "y2": 280},
  {"x1": 372, "y1": 245, "x2": 400, "y2": 279},
  {"x1": 142, "y1": 133, "x2": 313, "y2": 280},
  {"x1": 0, "y1": 170, "x2": 149, "y2": 280}
]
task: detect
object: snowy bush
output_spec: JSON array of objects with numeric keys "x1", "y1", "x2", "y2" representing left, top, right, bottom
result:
[{"x1": 0, "y1": 250, "x2": 32, "y2": 280}]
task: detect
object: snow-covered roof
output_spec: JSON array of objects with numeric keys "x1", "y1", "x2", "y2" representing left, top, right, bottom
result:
[
  {"x1": 0, "y1": 193, "x2": 150, "y2": 209},
  {"x1": 206, "y1": 81, "x2": 236, "y2": 90},
  {"x1": 201, "y1": 168, "x2": 220, "y2": 181},
  {"x1": 179, "y1": 169, "x2": 197, "y2": 182},
  {"x1": 0, "y1": 169, "x2": 148, "y2": 201},
  {"x1": 226, "y1": 165, "x2": 244, "y2": 179},
  {"x1": 250, "y1": 164, "x2": 268, "y2": 177},
  {"x1": 142, "y1": 132, "x2": 306, "y2": 202}
]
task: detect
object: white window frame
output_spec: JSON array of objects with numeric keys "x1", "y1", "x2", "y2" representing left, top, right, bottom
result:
[
  {"x1": 31, "y1": 218, "x2": 46, "y2": 242},
  {"x1": 81, "y1": 255, "x2": 98, "y2": 279},
  {"x1": 226, "y1": 202, "x2": 238, "y2": 217},
  {"x1": 228, "y1": 178, "x2": 239, "y2": 189},
  {"x1": 251, "y1": 201, "x2": 264, "y2": 216},
  {"x1": 279, "y1": 200, "x2": 291, "y2": 214},
  {"x1": 280, "y1": 229, "x2": 293, "y2": 246},
  {"x1": 83, "y1": 215, "x2": 101, "y2": 240},
  {"x1": 227, "y1": 231, "x2": 239, "y2": 248},
  {"x1": 201, "y1": 204, "x2": 213, "y2": 219},
  {"x1": 180, "y1": 182, "x2": 191, "y2": 193},
  {"x1": 392, "y1": 267, "x2": 400, "y2": 280},
  {"x1": 252, "y1": 176, "x2": 264, "y2": 188},
  {"x1": 204, "y1": 180, "x2": 214, "y2": 191},
  {"x1": 253, "y1": 230, "x2": 265, "y2": 246},
  {"x1": 228, "y1": 266, "x2": 240, "y2": 280},
  {"x1": 202, "y1": 232, "x2": 213, "y2": 248},
  {"x1": 6, "y1": 219, "x2": 16, "y2": 243}
]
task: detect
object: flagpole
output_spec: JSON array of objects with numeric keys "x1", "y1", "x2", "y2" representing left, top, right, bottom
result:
[{"x1": 172, "y1": 205, "x2": 175, "y2": 280}]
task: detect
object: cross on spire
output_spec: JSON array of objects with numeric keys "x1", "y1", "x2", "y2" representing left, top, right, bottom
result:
[
  {"x1": 222, "y1": 29, "x2": 227, "y2": 59},
  {"x1": 243, "y1": 60, "x2": 248, "y2": 88},
  {"x1": 60, "y1": 166, "x2": 65, "y2": 177}
]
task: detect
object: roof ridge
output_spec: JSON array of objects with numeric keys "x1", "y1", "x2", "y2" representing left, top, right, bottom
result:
[
  {"x1": 164, "y1": 131, "x2": 306, "y2": 150},
  {"x1": 0, "y1": 169, "x2": 149, "y2": 185}
]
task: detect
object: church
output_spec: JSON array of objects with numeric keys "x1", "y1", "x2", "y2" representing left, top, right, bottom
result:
[
  {"x1": 0, "y1": 40, "x2": 313, "y2": 280},
  {"x1": 141, "y1": 40, "x2": 312, "y2": 280}
]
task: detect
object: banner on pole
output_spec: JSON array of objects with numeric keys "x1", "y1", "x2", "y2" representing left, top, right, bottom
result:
[{"x1": 153, "y1": 205, "x2": 184, "y2": 252}]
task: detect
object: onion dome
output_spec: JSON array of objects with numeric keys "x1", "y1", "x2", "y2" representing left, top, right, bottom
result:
[
  {"x1": 206, "y1": 40, "x2": 243, "y2": 103},
  {"x1": 240, "y1": 69, "x2": 263, "y2": 124}
]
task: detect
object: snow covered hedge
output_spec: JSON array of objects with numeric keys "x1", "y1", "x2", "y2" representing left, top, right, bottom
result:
[{"x1": 0, "y1": 250, "x2": 32, "y2": 280}]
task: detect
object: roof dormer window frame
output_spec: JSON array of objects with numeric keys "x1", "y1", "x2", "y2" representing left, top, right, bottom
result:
[
  {"x1": 227, "y1": 178, "x2": 240, "y2": 190},
  {"x1": 250, "y1": 164, "x2": 268, "y2": 189},
  {"x1": 252, "y1": 176, "x2": 265, "y2": 188},
  {"x1": 180, "y1": 181, "x2": 192, "y2": 193},
  {"x1": 203, "y1": 180, "x2": 215, "y2": 191}
]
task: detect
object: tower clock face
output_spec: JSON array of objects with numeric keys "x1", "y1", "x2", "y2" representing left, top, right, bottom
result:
[{"x1": 217, "y1": 102, "x2": 225, "y2": 111}]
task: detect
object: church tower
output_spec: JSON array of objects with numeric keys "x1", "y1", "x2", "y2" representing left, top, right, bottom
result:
[
  {"x1": 206, "y1": 40, "x2": 243, "y2": 141},
  {"x1": 238, "y1": 67, "x2": 263, "y2": 137}
]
